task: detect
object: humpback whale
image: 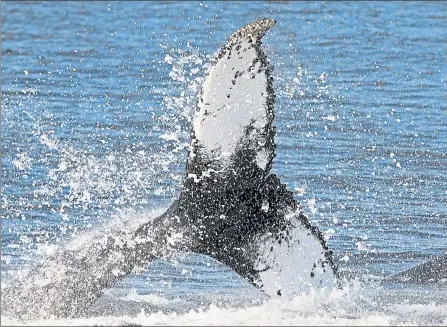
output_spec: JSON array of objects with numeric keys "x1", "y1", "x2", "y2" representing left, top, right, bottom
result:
[
  {"x1": 133, "y1": 18, "x2": 337, "y2": 296},
  {"x1": 6, "y1": 18, "x2": 338, "y2": 320}
]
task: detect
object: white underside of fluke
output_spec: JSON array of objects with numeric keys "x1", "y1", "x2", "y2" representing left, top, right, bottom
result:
[
  {"x1": 192, "y1": 39, "x2": 272, "y2": 170},
  {"x1": 254, "y1": 211, "x2": 337, "y2": 297}
]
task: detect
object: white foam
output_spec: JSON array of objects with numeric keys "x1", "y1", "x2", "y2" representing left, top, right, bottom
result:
[
  {"x1": 3, "y1": 281, "x2": 447, "y2": 326},
  {"x1": 120, "y1": 289, "x2": 170, "y2": 305},
  {"x1": 12, "y1": 152, "x2": 32, "y2": 171}
]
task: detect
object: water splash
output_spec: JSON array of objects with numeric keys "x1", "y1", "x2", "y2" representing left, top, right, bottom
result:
[{"x1": 1, "y1": 43, "x2": 218, "y2": 320}]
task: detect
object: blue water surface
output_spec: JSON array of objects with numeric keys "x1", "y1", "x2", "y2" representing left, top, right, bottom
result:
[{"x1": 2, "y1": 1, "x2": 447, "y2": 322}]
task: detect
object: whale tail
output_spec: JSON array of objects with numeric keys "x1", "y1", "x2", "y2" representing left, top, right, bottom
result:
[{"x1": 146, "y1": 18, "x2": 338, "y2": 296}]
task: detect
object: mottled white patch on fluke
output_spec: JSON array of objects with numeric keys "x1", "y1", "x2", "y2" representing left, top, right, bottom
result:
[
  {"x1": 254, "y1": 210, "x2": 337, "y2": 297},
  {"x1": 191, "y1": 18, "x2": 276, "y2": 170}
]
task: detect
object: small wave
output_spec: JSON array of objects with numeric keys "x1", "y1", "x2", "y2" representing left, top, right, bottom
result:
[{"x1": 3, "y1": 280, "x2": 447, "y2": 326}]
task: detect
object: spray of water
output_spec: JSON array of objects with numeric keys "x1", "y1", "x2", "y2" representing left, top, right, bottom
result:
[{"x1": 1, "y1": 43, "x2": 370, "y2": 324}]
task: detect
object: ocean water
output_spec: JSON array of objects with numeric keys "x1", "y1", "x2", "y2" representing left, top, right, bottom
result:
[{"x1": 1, "y1": 1, "x2": 447, "y2": 325}]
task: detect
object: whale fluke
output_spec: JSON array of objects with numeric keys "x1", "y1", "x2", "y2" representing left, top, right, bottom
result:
[{"x1": 137, "y1": 18, "x2": 338, "y2": 295}]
